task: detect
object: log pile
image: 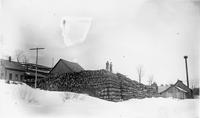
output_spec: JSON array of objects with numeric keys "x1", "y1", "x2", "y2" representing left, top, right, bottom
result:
[{"x1": 36, "y1": 69, "x2": 157, "y2": 102}]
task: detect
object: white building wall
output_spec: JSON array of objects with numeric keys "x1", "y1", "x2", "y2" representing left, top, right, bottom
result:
[{"x1": 0, "y1": 67, "x2": 24, "y2": 81}]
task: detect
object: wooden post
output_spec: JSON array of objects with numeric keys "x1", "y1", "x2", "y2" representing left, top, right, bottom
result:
[{"x1": 30, "y1": 48, "x2": 45, "y2": 88}]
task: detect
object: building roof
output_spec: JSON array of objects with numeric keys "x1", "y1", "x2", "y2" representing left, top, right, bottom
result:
[
  {"x1": 174, "y1": 80, "x2": 191, "y2": 93},
  {"x1": 22, "y1": 63, "x2": 51, "y2": 75},
  {"x1": 25, "y1": 72, "x2": 46, "y2": 78},
  {"x1": 175, "y1": 86, "x2": 188, "y2": 93},
  {"x1": 158, "y1": 85, "x2": 170, "y2": 93},
  {"x1": 159, "y1": 80, "x2": 191, "y2": 94},
  {"x1": 0, "y1": 59, "x2": 25, "y2": 71},
  {"x1": 49, "y1": 59, "x2": 84, "y2": 75},
  {"x1": 23, "y1": 63, "x2": 51, "y2": 70}
]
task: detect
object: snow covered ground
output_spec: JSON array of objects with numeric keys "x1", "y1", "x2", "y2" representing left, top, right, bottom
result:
[{"x1": 0, "y1": 80, "x2": 199, "y2": 118}]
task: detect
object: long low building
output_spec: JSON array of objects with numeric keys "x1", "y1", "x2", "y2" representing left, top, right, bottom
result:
[
  {"x1": 0, "y1": 57, "x2": 51, "y2": 85},
  {"x1": 0, "y1": 57, "x2": 25, "y2": 81}
]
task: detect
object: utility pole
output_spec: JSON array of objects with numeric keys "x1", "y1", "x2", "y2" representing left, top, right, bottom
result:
[
  {"x1": 30, "y1": 48, "x2": 45, "y2": 88},
  {"x1": 184, "y1": 56, "x2": 189, "y2": 88}
]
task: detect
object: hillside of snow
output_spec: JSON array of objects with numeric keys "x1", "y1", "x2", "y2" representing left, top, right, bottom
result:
[{"x1": 0, "y1": 80, "x2": 199, "y2": 118}]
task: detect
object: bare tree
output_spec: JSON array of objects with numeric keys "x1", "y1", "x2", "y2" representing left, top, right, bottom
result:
[
  {"x1": 137, "y1": 65, "x2": 144, "y2": 83},
  {"x1": 15, "y1": 50, "x2": 24, "y2": 62},
  {"x1": 22, "y1": 55, "x2": 29, "y2": 64},
  {"x1": 148, "y1": 75, "x2": 154, "y2": 85},
  {"x1": 15, "y1": 50, "x2": 29, "y2": 64}
]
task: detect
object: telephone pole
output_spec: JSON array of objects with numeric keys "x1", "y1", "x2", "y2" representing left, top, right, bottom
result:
[{"x1": 30, "y1": 48, "x2": 45, "y2": 88}]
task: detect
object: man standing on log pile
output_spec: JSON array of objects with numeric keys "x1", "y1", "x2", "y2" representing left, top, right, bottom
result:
[
  {"x1": 106, "y1": 61, "x2": 110, "y2": 71},
  {"x1": 110, "y1": 62, "x2": 113, "y2": 73}
]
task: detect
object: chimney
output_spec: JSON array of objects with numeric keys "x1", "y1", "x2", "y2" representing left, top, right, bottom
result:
[
  {"x1": 184, "y1": 56, "x2": 189, "y2": 88},
  {"x1": 8, "y1": 56, "x2": 11, "y2": 62}
]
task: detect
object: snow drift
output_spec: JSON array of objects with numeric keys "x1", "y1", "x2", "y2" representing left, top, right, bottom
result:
[{"x1": 0, "y1": 80, "x2": 199, "y2": 118}]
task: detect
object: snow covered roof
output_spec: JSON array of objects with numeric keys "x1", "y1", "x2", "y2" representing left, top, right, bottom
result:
[
  {"x1": 22, "y1": 63, "x2": 51, "y2": 70},
  {"x1": 25, "y1": 72, "x2": 46, "y2": 78},
  {"x1": 175, "y1": 86, "x2": 188, "y2": 93},
  {"x1": 0, "y1": 59, "x2": 25, "y2": 71},
  {"x1": 174, "y1": 80, "x2": 191, "y2": 93}
]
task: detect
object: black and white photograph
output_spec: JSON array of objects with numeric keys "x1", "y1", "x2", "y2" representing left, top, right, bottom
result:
[{"x1": 0, "y1": 0, "x2": 199, "y2": 118}]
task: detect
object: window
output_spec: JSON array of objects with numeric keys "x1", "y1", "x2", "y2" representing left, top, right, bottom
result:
[
  {"x1": 1, "y1": 72, "x2": 4, "y2": 78},
  {"x1": 20, "y1": 75, "x2": 24, "y2": 80},
  {"x1": 9, "y1": 73, "x2": 12, "y2": 80},
  {"x1": 15, "y1": 74, "x2": 18, "y2": 80}
]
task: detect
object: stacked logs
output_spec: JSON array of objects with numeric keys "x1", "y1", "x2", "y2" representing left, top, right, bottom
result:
[{"x1": 36, "y1": 69, "x2": 157, "y2": 102}]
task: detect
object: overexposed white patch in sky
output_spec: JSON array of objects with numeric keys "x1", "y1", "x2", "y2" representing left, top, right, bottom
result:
[{"x1": 61, "y1": 16, "x2": 92, "y2": 47}]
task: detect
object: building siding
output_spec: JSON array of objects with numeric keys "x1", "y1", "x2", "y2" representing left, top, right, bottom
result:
[
  {"x1": 0, "y1": 67, "x2": 24, "y2": 81},
  {"x1": 160, "y1": 86, "x2": 186, "y2": 99}
]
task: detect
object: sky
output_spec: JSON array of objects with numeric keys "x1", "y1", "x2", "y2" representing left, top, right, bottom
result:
[{"x1": 0, "y1": 0, "x2": 199, "y2": 86}]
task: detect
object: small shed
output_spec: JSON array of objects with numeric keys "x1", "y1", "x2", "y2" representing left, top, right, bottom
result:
[
  {"x1": 159, "y1": 80, "x2": 193, "y2": 99},
  {"x1": 49, "y1": 59, "x2": 84, "y2": 75}
]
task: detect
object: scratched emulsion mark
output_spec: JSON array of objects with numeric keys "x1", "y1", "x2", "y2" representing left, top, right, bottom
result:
[{"x1": 61, "y1": 16, "x2": 92, "y2": 47}]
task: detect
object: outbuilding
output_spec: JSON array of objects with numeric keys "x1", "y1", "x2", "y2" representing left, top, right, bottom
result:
[{"x1": 159, "y1": 80, "x2": 193, "y2": 99}]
